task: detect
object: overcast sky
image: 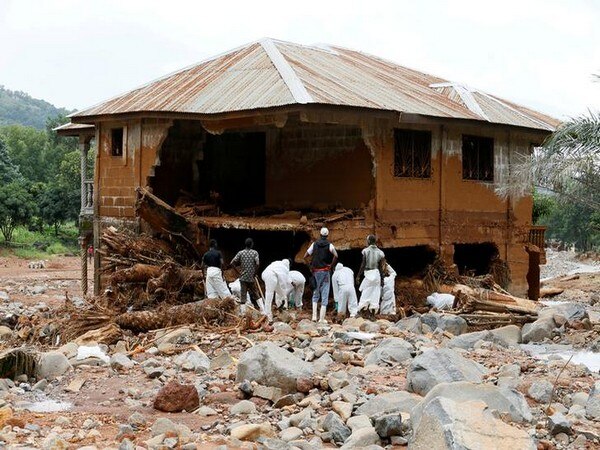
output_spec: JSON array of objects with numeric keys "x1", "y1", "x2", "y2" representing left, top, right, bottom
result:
[{"x1": 0, "y1": 0, "x2": 598, "y2": 120}]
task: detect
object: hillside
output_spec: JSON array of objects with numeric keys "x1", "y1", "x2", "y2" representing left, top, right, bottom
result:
[{"x1": 0, "y1": 85, "x2": 73, "y2": 129}]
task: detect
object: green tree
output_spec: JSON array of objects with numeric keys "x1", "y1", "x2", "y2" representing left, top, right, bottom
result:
[
  {"x1": 0, "y1": 137, "x2": 21, "y2": 184},
  {"x1": 0, "y1": 181, "x2": 37, "y2": 242}
]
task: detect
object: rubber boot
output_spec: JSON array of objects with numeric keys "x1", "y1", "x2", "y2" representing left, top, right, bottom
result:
[
  {"x1": 312, "y1": 302, "x2": 318, "y2": 322},
  {"x1": 319, "y1": 305, "x2": 327, "y2": 324},
  {"x1": 256, "y1": 298, "x2": 265, "y2": 314}
]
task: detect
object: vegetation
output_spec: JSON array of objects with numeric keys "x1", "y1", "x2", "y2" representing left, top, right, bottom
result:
[
  {"x1": 0, "y1": 85, "x2": 72, "y2": 129},
  {"x1": 0, "y1": 87, "x2": 83, "y2": 256}
]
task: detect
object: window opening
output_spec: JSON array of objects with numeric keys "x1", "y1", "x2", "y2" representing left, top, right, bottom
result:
[
  {"x1": 394, "y1": 129, "x2": 432, "y2": 178},
  {"x1": 462, "y1": 135, "x2": 493, "y2": 181}
]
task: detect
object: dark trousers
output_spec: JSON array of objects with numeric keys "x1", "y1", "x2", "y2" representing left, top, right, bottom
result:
[{"x1": 240, "y1": 280, "x2": 259, "y2": 308}]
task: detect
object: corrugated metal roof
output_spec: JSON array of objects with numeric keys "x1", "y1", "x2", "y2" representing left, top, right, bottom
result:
[
  {"x1": 71, "y1": 38, "x2": 558, "y2": 131},
  {"x1": 53, "y1": 122, "x2": 95, "y2": 136}
]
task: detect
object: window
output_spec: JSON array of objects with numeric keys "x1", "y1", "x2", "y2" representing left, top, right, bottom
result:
[
  {"x1": 111, "y1": 128, "x2": 124, "y2": 156},
  {"x1": 394, "y1": 129, "x2": 432, "y2": 178},
  {"x1": 462, "y1": 135, "x2": 494, "y2": 181}
]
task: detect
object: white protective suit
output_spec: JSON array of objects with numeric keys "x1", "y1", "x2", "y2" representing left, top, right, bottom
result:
[
  {"x1": 205, "y1": 266, "x2": 231, "y2": 299},
  {"x1": 379, "y1": 264, "x2": 397, "y2": 315},
  {"x1": 277, "y1": 270, "x2": 305, "y2": 309},
  {"x1": 261, "y1": 259, "x2": 292, "y2": 320},
  {"x1": 228, "y1": 279, "x2": 250, "y2": 303},
  {"x1": 357, "y1": 269, "x2": 382, "y2": 312},
  {"x1": 332, "y1": 263, "x2": 358, "y2": 317}
]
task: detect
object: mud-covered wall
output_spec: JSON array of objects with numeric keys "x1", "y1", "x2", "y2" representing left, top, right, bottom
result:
[{"x1": 265, "y1": 123, "x2": 373, "y2": 210}]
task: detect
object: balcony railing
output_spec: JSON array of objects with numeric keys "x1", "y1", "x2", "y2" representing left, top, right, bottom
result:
[
  {"x1": 81, "y1": 180, "x2": 94, "y2": 215},
  {"x1": 529, "y1": 225, "x2": 547, "y2": 264}
]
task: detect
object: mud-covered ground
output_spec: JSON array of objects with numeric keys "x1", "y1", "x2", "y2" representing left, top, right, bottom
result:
[{"x1": 0, "y1": 253, "x2": 598, "y2": 449}]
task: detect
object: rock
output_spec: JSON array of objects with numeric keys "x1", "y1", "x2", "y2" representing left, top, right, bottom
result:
[
  {"x1": 0, "y1": 326, "x2": 12, "y2": 341},
  {"x1": 355, "y1": 390, "x2": 422, "y2": 419},
  {"x1": 230, "y1": 400, "x2": 257, "y2": 415},
  {"x1": 297, "y1": 319, "x2": 318, "y2": 333},
  {"x1": 407, "y1": 348, "x2": 488, "y2": 395},
  {"x1": 540, "y1": 302, "x2": 588, "y2": 322},
  {"x1": 322, "y1": 411, "x2": 351, "y2": 444},
  {"x1": 290, "y1": 407, "x2": 313, "y2": 427},
  {"x1": 521, "y1": 317, "x2": 556, "y2": 343},
  {"x1": 421, "y1": 312, "x2": 467, "y2": 336},
  {"x1": 253, "y1": 384, "x2": 284, "y2": 402},
  {"x1": 42, "y1": 434, "x2": 68, "y2": 450},
  {"x1": 32, "y1": 379, "x2": 48, "y2": 391},
  {"x1": 328, "y1": 371, "x2": 350, "y2": 391},
  {"x1": 274, "y1": 322, "x2": 294, "y2": 333},
  {"x1": 196, "y1": 406, "x2": 217, "y2": 416},
  {"x1": 364, "y1": 338, "x2": 413, "y2": 366},
  {"x1": 236, "y1": 342, "x2": 313, "y2": 393},
  {"x1": 280, "y1": 427, "x2": 303, "y2": 442},
  {"x1": 373, "y1": 414, "x2": 402, "y2": 438},
  {"x1": 155, "y1": 327, "x2": 192, "y2": 345},
  {"x1": 174, "y1": 349, "x2": 210, "y2": 373},
  {"x1": 340, "y1": 427, "x2": 381, "y2": 449},
  {"x1": 411, "y1": 381, "x2": 532, "y2": 426},
  {"x1": 490, "y1": 325, "x2": 521, "y2": 346},
  {"x1": 296, "y1": 377, "x2": 313, "y2": 393},
  {"x1": 110, "y1": 353, "x2": 134, "y2": 370},
  {"x1": 151, "y1": 417, "x2": 177, "y2": 436},
  {"x1": 144, "y1": 365, "x2": 165, "y2": 378},
  {"x1": 548, "y1": 412, "x2": 571, "y2": 436},
  {"x1": 333, "y1": 331, "x2": 376, "y2": 344},
  {"x1": 36, "y1": 351, "x2": 71, "y2": 380},
  {"x1": 313, "y1": 353, "x2": 334, "y2": 373},
  {"x1": 571, "y1": 392, "x2": 588, "y2": 407},
  {"x1": 230, "y1": 423, "x2": 275, "y2": 441},
  {"x1": 498, "y1": 363, "x2": 521, "y2": 379},
  {"x1": 57, "y1": 342, "x2": 78, "y2": 359},
  {"x1": 210, "y1": 352, "x2": 235, "y2": 370},
  {"x1": 585, "y1": 380, "x2": 600, "y2": 419},
  {"x1": 347, "y1": 414, "x2": 372, "y2": 431},
  {"x1": 446, "y1": 330, "x2": 511, "y2": 350},
  {"x1": 273, "y1": 393, "x2": 298, "y2": 408},
  {"x1": 395, "y1": 316, "x2": 422, "y2": 334},
  {"x1": 528, "y1": 380, "x2": 553, "y2": 403},
  {"x1": 332, "y1": 401, "x2": 353, "y2": 421},
  {"x1": 153, "y1": 381, "x2": 200, "y2": 412},
  {"x1": 128, "y1": 412, "x2": 146, "y2": 428},
  {"x1": 0, "y1": 291, "x2": 9, "y2": 301},
  {"x1": 31, "y1": 285, "x2": 46, "y2": 295},
  {"x1": 411, "y1": 397, "x2": 535, "y2": 450}
]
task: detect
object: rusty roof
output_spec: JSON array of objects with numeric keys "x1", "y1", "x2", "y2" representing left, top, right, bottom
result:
[
  {"x1": 53, "y1": 122, "x2": 95, "y2": 136},
  {"x1": 71, "y1": 38, "x2": 559, "y2": 131}
]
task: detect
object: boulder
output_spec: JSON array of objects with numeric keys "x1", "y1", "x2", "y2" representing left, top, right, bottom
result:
[
  {"x1": 236, "y1": 342, "x2": 313, "y2": 393},
  {"x1": 585, "y1": 380, "x2": 600, "y2": 419},
  {"x1": 547, "y1": 412, "x2": 571, "y2": 436},
  {"x1": 445, "y1": 330, "x2": 512, "y2": 350},
  {"x1": 521, "y1": 317, "x2": 556, "y2": 343},
  {"x1": 395, "y1": 316, "x2": 422, "y2": 334},
  {"x1": 411, "y1": 397, "x2": 536, "y2": 450},
  {"x1": 174, "y1": 350, "x2": 210, "y2": 373},
  {"x1": 420, "y1": 313, "x2": 467, "y2": 336},
  {"x1": 110, "y1": 353, "x2": 134, "y2": 370},
  {"x1": 540, "y1": 303, "x2": 588, "y2": 322},
  {"x1": 347, "y1": 415, "x2": 373, "y2": 431},
  {"x1": 407, "y1": 349, "x2": 488, "y2": 396},
  {"x1": 280, "y1": 427, "x2": 303, "y2": 442},
  {"x1": 411, "y1": 382, "x2": 532, "y2": 426},
  {"x1": 230, "y1": 400, "x2": 257, "y2": 415},
  {"x1": 230, "y1": 423, "x2": 275, "y2": 441},
  {"x1": 153, "y1": 381, "x2": 199, "y2": 412},
  {"x1": 373, "y1": 414, "x2": 402, "y2": 438},
  {"x1": 528, "y1": 380, "x2": 553, "y2": 403},
  {"x1": 155, "y1": 327, "x2": 192, "y2": 345},
  {"x1": 340, "y1": 427, "x2": 381, "y2": 449},
  {"x1": 490, "y1": 325, "x2": 522, "y2": 346},
  {"x1": 36, "y1": 351, "x2": 71, "y2": 380},
  {"x1": 355, "y1": 391, "x2": 422, "y2": 419},
  {"x1": 322, "y1": 411, "x2": 351, "y2": 443},
  {"x1": 364, "y1": 338, "x2": 413, "y2": 366},
  {"x1": 332, "y1": 401, "x2": 353, "y2": 421}
]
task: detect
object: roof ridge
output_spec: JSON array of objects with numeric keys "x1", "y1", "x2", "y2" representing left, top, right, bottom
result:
[{"x1": 259, "y1": 39, "x2": 313, "y2": 105}]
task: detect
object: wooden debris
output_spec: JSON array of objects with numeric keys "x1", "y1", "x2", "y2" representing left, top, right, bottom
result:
[{"x1": 540, "y1": 286, "x2": 565, "y2": 297}]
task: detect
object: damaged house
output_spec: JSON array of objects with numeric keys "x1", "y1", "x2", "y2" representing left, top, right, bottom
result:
[{"x1": 57, "y1": 38, "x2": 558, "y2": 298}]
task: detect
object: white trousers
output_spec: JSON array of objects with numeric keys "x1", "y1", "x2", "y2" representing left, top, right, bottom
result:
[
  {"x1": 337, "y1": 284, "x2": 358, "y2": 317},
  {"x1": 262, "y1": 270, "x2": 289, "y2": 319},
  {"x1": 358, "y1": 269, "x2": 381, "y2": 312},
  {"x1": 205, "y1": 267, "x2": 231, "y2": 299},
  {"x1": 379, "y1": 275, "x2": 396, "y2": 315}
]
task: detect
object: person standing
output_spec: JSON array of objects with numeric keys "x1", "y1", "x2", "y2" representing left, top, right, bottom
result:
[
  {"x1": 261, "y1": 259, "x2": 292, "y2": 322},
  {"x1": 201, "y1": 239, "x2": 231, "y2": 299},
  {"x1": 303, "y1": 227, "x2": 338, "y2": 323},
  {"x1": 379, "y1": 262, "x2": 397, "y2": 315},
  {"x1": 332, "y1": 262, "x2": 358, "y2": 318},
  {"x1": 230, "y1": 238, "x2": 263, "y2": 312},
  {"x1": 356, "y1": 235, "x2": 386, "y2": 315}
]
